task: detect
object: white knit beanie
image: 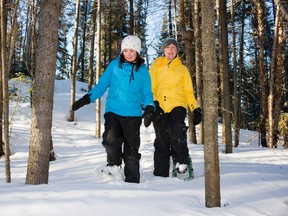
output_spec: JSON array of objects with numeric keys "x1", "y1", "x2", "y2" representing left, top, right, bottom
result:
[{"x1": 121, "y1": 35, "x2": 141, "y2": 54}]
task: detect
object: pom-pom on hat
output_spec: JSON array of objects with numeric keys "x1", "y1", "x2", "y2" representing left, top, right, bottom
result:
[
  {"x1": 162, "y1": 38, "x2": 179, "y2": 53},
  {"x1": 121, "y1": 35, "x2": 141, "y2": 54}
]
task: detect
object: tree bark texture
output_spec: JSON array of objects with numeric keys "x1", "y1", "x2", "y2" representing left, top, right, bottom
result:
[
  {"x1": 0, "y1": 0, "x2": 11, "y2": 183},
  {"x1": 26, "y1": 0, "x2": 60, "y2": 185},
  {"x1": 69, "y1": 0, "x2": 80, "y2": 122},
  {"x1": 255, "y1": 0, "x2": 268, "y2": 147},
  {"x1": 88, "y1": 0, "x2": 97, "y2": 91},
  {"x1": 201, "y1": 0, "x2": 221, "y2": 208},
  {"x1": 95, "y1": 0, "x2": 102, "y2": 138},
  {"x1": 194, "y1": 0, "x2": 204, "y2": 144},
  {"x1": 217, "y1": 0, "x2": 232, "y2": 153},
  {"x1": 178, "y1": 0, "x2": 197, "y2": 144},
  {"x1": 272, "y1": 10, "x2": 284, "y2": 148},
  {"x1": 230, "y1": 0, "x2": 240, "y2": 147}
]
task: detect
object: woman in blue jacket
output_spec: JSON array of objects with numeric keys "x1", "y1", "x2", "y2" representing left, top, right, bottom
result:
[{"x1": 72, "y1": 35, "x2": 154, "y2": 183}]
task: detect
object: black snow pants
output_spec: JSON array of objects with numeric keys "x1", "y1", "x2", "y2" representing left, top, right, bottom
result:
[
  {"x1": 102, "y1": 112, "x2": 142, "y2": 183},
  {"x1": 152, "y1": 106, "x2": 189, "y2": 177}
]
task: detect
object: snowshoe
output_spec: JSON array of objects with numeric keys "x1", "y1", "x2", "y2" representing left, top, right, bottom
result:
[
  {"x1": 172, "y1": 156, "x2": 194, "y2": 181},
  {"x1": 98, "y1": 165, "x2": 124, "y2": 181}
]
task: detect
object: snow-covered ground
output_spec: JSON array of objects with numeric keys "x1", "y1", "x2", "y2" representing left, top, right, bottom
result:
[{"x1": 1, "y1": 80, "x2": 287, "y2": 216}]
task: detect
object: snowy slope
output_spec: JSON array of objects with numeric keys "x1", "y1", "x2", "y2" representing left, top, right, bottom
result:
[{"x1": 0, "y1": 80, "x2": 287, "y2": 216}]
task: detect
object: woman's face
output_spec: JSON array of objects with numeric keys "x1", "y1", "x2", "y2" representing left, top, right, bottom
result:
[
  {"x1": 123, "y1": 49, "x2": 137, "y2": 62},
  {"x1": 164, "y1": 44, "x2": 177, "y2": 61}
]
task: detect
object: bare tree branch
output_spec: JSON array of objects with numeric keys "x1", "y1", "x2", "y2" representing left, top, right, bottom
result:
[{"x1": 273, "y1": 0, "x2": 288, "y2": 21}]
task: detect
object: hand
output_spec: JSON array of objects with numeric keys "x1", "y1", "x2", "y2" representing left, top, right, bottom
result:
[
  {"x1": 72, "y1": 94, "x2": 91, "y2": 111},
  {"x1": 193, "y1": 108, "x2": 202, "y2": 125},
  {"x1": 142, "y1": 105, "x2": 154, "y2": 127}
]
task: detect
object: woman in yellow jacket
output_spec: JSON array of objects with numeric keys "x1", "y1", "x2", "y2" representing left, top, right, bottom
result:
[{"x1": 148, "y1": 38, "x2": 202, "y2": 177}]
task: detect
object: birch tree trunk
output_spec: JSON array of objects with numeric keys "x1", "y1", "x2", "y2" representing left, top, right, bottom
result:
[
  {"x1": 95, "y1": 0, "x2": 101, "y2": 138},
  {"x1": 26, "y1": 0, "x2": 60, "y2": 185},
  {"x1": 69, "y1": 0, "x2": 80, "y2": 122}
]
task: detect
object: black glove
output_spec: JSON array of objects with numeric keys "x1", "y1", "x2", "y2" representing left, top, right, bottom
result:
[
  {"x1": 72, "y1": 94, "x2": 91, "y2": 111},
  {"x1": 142, "y1": 105, "x2": 154, "y2": 127},
  {"x1": 193, "y1": 108, "x2": 202, "y2": 125}
]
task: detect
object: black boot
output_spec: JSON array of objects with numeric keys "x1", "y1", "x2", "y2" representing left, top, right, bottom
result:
[{"x1": 124, "y1": 153, "x2": 141, "y2": 183}]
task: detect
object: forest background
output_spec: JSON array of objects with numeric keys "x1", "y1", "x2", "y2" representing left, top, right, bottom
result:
[{"x1": 0, "y1": 0, "x2": 288, "y2": 208}]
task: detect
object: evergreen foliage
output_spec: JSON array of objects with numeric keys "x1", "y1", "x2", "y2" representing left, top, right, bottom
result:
[{"x1": 2, "y1": 0, "x2": 288, "y2": 142}]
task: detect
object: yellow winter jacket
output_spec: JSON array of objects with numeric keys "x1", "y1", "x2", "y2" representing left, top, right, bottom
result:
[{"x1": 149, "y1": 56, "x2": 199, "y2": 113}]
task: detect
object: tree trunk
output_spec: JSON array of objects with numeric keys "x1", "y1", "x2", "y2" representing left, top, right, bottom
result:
[
  {"x1": 201, "y1": 0, "x2": 221, "y2": 208},
  {"x1": 69, "y1": 0, "x2": 80, "y2": 122},
  {"x1": 168, "y1": 0, "x2": 173, "y2": 37},
  {"x1": 29, "y1": 0, "x2": 36, "y2": 117},
  {"x1": 173, "y1": 0, "x2": 177, "y2": 40},
  {"x1": 30, "y1": 0, "x2": 36, "y2": 79},
  {"x1": 178, "y1": 0, "x2": 197, "y2": 144},
  {"x1": 273, "y1": 16, "x2": 284, "y2": 148},
  {"x1": 255, "y1": 0, "x2": 268, "y2": 148},
  {"x1": 0, "y1": 21, "x2": 2, "y2": 158},
  {"x1": 26, "y1": 0, "x2": 60, "y2": 185},
  {"x1": 273, "y1": 10, "x2": 287, "y2": 146},
  {"x1": 269, "y1": 7, "x2": 284, "y2": 148},
  {"x1": 217, "y1": 0, "x2": 232, "y2": 153},
  {"x1": 0, "y1": 0, "x2": 19, "y2": 164},
  {"x1": 273, "y1": 0, "x2": 288, "y2": 20},
  {"x1": 268, "y1": 6, "x2": 280, "y2": 148},
  {"x1": 230, "y1": 0, "x2": 240, "y2": 147},
  {"x1": 282, "y1": 113, "x2": 288, "y2": 148},
  {"x1": 0, "y1": 0, "x2": 11, "y2": 183},
  {"x1": 129, "y1": 0, "x2": 134, "y2": 35},
  {"x1": 88, "y1": 0, "x2": 97, "y2": 91},
  {"x1": 95, "y1": 0, "x2": 101, "y2": 138},
  {"x1": 80, "y1": 0, "x2": 88, "y2": 82},
  {"x1": 107, "y1": 0, "x2": 112, "y2": 62},
  {"x1": 194, "y1": 0, "x2": 204, "y2": 145},
  {"x1": 238, "y1": 0, "x2": 245, "y2": 130}
]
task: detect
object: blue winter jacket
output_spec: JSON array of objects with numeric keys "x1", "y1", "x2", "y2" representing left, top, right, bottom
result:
[{"x1": 88, "y1": 58, "x2": 154, "y2": 117}]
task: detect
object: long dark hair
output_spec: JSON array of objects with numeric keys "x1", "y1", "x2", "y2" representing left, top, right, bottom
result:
[{"x1": 119, "y1": 53, "x2": 145, "y2": 71}]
